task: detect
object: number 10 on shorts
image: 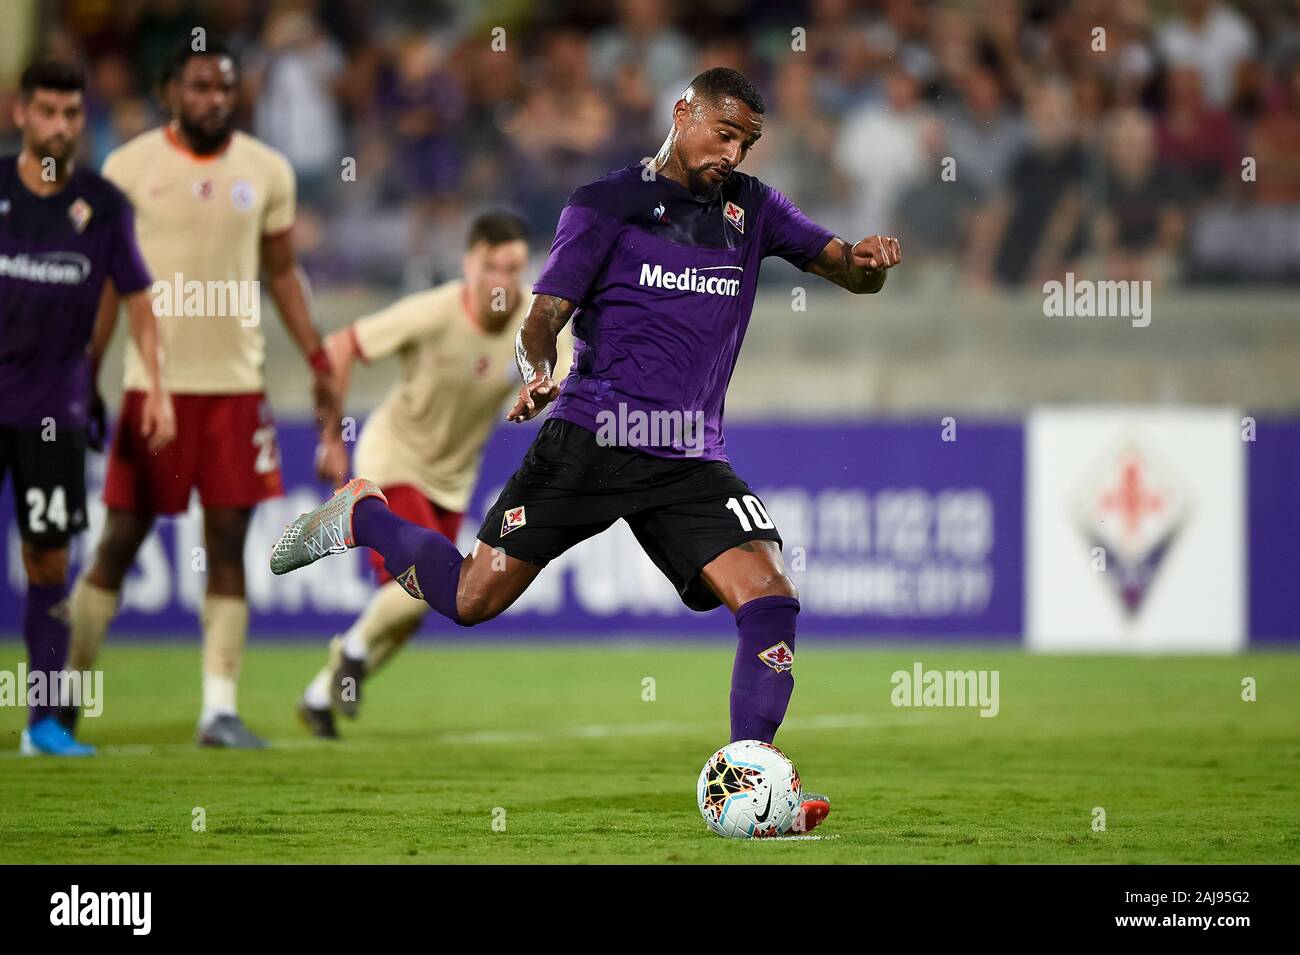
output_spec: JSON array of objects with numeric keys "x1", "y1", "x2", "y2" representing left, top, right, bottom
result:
[{"x1": 725, "y1": 494, "x2": 774, "y2": 531}]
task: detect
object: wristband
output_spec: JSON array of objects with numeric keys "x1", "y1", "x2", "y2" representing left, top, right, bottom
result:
[{"x1": 309, "y1": 346, "x2": 331, "y2": 376}]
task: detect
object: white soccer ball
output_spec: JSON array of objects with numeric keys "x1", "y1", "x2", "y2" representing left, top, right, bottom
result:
[{"x1": 697, "y1": 739, "x2": 802, "y2": 838}]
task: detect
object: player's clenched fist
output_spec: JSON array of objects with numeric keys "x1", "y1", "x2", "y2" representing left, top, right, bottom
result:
[
  {"x1": 851, "y1": 235, "x2": 902, "y2": 271},
  {"x1": 508, "y1": 371, "x2": 558, "y2": 423}
]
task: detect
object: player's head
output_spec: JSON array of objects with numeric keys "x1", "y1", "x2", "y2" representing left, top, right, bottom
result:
[
  {"x1": 665, "y1": 67, "x2": 765, "y2": 200},
  {"x1": 15, "y1": 61, "x2": 86, "y2": 169},
  {"x1": 160, "y1": 38, "x2": 238, "y2": 154},
  {"x1": 463, "y1": 209, "x2": 530, "y2": 331}
]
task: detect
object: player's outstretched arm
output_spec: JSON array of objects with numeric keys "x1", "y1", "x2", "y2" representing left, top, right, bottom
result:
[
  {"x1": 805, "y1": 235, "x2": 902, "y2": 294},
  {"x1": 508, "y1": 294, "x2": 576, "y2": 423},
  {"x1": 122, "y1": 288, "x2": 176, "y2": 453}
]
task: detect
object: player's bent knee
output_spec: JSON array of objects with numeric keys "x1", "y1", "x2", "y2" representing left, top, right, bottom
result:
[
  {"x1": 454, "y1": 590, "x2": 503, "y2": 627},
  {"x1": 752, "y1": 572, "x2": 798, "y2": 603},
  {"x1": 773, "y1": 573, "x2": 799, "y2": 601}
]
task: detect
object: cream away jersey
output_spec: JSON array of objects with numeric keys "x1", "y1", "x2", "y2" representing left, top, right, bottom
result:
[
  {"x1": 102, "y1": 125, "x2": 295, "y2": 393},
  {"x1": 352, "y1": 279, "x2": 567, "y2": 514}
]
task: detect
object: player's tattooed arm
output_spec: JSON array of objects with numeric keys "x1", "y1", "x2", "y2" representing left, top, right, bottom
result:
[
  {"x1": 806, "y1": 235, "x2": 902, "y2": 294},
  {"x1": 509, "y1": 294, "x2": 576, "y2": 422}
]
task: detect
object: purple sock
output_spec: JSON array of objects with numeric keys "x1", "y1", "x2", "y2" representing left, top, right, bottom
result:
[
  {"x1": 24, "y1": 583, "x2": 69, "y2": 727},
  {"x1": 730, "y1": 595, "x2": 800, "y2": 743},
  {"x1": 352, "y1": 498, "x2": 467, "y2": 625}
]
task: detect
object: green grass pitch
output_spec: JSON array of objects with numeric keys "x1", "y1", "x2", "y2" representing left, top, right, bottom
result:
[{"x1": 1, "y1": 640, "x2": 1297, "y2": 863}]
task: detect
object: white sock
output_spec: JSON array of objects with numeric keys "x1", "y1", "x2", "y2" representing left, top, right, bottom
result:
[
  {"x1": 201, "y1": 674, "x2": 238, "y2": 725},
  {"x1": 304, "y1": 671, "x2": 331, "y2": 709},
  {"x1": 342, "y1": 622, "x2": 368, "y2": 661}
]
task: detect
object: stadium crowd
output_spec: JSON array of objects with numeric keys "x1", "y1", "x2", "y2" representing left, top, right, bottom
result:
[{"x1": 5, "y1": 0, "x2": 1300, "y2": 288}]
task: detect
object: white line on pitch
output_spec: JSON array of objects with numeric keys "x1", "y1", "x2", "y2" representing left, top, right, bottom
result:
[{"x1": 0, "y1": 711, "x2": 926, "y2": 758}]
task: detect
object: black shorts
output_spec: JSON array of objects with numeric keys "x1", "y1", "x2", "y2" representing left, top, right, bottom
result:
[
  {"x1": 477, "y1": 418, "x2": 782, "y2": 611},
  {"x1": 0, "y1": 425, "x2": 89, "y2": 547}
]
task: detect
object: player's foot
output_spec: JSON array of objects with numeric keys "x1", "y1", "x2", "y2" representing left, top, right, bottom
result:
[
  {"x1": 296, "y1": 698, "x2": 339, "y2": 739},
  {"x1": 196, "y1": 714, "x2": 268, "y2": 749},
  {"x1": 791, "y1": 792, "x2": 831, "y2": 834},
  {"x1": 270, "y1": 478, "x2": 387, "y2": 575},
  {"x1": 20, "y1": 716, "x2": 95, "y2": 756},
  {"x1": 54, "y1": 704, "x2": 79, "y2": 733},
  {"x1": 333, "y1": 655, "x2": 366, "y2": 719}
]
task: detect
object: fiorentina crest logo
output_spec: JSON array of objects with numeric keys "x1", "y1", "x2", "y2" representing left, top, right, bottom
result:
[
  {"x1": 1074, "y1": 440, "x2": 1191, "y2": 617},
  {"x1": 395, "y1": 565, "x2": 424, "y2": 601},
  {"x1": 500, "y1": 505, "x2": 527, "y2": 537},
  {"x1": 67, "y1": 198, "x2": 93, "y2": 233},
  {"x1": 723, "y1": 200, "x2": 744, "y2": 234},
  {"x1": 758, "y1": 641, "x2": 794, "y2": 672}
]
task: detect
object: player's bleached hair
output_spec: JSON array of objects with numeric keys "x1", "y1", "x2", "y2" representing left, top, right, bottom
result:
[
  {"x1": 683, "y1": 67, "x2": 765, "y2": 115},
  {"x1": 20, "y1": 61, "x2": 85, "y2": 100}
]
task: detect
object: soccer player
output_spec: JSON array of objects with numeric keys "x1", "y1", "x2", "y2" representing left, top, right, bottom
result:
[
  {"x1": 271, "y1": 68, "x2": 900, "y2": 831},
  {"x1": 296, "y1": 210, "x2": 556, "y2": 738},
  {"x1": 1, "y1": 62, "x2": 174, "y2": 755},
  {"x1": 65, "y1": 39, "x2": 342, "y2": 748}
]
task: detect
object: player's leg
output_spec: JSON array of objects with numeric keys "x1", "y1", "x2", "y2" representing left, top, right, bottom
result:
[
  {"x1": 299, "y1": 581, "x2": 426, "y2": 737},
  {"x1": 68, "y1": 390, "x2": 194, "y2": 690},
  {"x1": 191, "y1": 394, "x2": 284, "y2": 748},
  {"x1": 18, "y1": 542, "x2": 94, "y2": 756},
  {"x1": 299, "y1": 487, "x2": 450, "y2": 735},
  {"x1": 195, "y1": 505, "x2": 265, "y2": 748},
  {"x1": 9, "y1": 425, "x2": 95, "y2": 754},
  {"x1": 273, "y1": 423, "x2": 613, "y2": 625},
  {"x1": 272, "y1": 479, "x2": 546, "y2": 624},
  {"x1": 698, "y1": 541, "x2": 830, "y2": 834},
  {"x1": 627, "y1": 482, "x2": 798, "y2": 744},
  {"x1": 68, "y1": 508, "x2": 155, "y2": 675},
  {"x1": 352, "y1": 493, "x2": 544, "y2": 624},
  {"x1": 628, "y1": 475, "x2": 829, "y2": 833},
  {"x1": 698, "y1": 541, "x2": 800, "y2": 743}
]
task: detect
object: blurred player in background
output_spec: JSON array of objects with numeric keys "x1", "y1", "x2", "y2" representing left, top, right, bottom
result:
[
  {"x1": 271, "y1": 68, "x2": 901, "y2": 831},
  {"x1": 1, "y1": 62, "x2": 173, "y2": 755},
  {"x1": 64, "y1": 39, "x2": 342, "y2": 748},
  {"x1": 297, "y1": 210, "x2": 567, "y2": 738}
]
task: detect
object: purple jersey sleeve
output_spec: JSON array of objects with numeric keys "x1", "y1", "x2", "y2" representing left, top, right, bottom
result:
[
  {"x1": 760, "y1": 184, "x2": 834, "y2": 268},
  {"x1": 532, "y1": 203, "x2": 623, "y2": 304},
  {"x1": 108, "y1": 202, "x2": 152, "y2": 295}
]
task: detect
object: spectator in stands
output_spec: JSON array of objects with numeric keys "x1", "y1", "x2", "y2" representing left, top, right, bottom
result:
[
  {"x1": 835, "y1": 65, "x2": 931, "y2": 236},
  {"x1": 1248, "y1": 60, "x2": 1300, "y2": 204},
  {"x1": 247, "y1": 6, "x2": 348, "y2": 207},
  {"x1": 942, "y1": 61, "x2": 1025, "y2": 200},
  {"x1": 1157, "y1": 65, "x2": 1243, "y2": 199},
  {"x1": 589, "y1": 0, "x2": 693, "y2": 105},
  {"x1": 966, "y1": 80, "x2": 1087, "y2": 289},
  {"x1": 1158, "y1": 0, "x2": 1257, "y2": 108},
  {"x1": 1093, "y1": 107, "x2": 1187, "y2": 286}
]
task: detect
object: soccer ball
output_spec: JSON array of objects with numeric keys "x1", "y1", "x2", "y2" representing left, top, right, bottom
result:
[{"x1": 697, "y1": 739, "x2": 802, "y2": 838}]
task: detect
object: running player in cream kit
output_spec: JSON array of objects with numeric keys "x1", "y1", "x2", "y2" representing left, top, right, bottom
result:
[
  {"x1": 296, "y1": 211, "x2": 572, "y2": 738},
  {"x1": 65, "y1": 39, "x2": 343, "y2": 748}
]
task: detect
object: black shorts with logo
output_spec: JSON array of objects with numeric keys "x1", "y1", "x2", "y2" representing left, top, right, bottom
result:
[
  {"x1": 0, "y1": 425, "x2": 89, "y2": 547},
  {"x1": 477, "y1": 418, "x2": 782, "y2": 612}
]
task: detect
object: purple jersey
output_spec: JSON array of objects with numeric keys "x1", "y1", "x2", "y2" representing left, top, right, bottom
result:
[
  {"x1": 0, "y1": 155, "x2": 151, "y2": 427},
  {"x1": 534, "y1": 163, "x2": 833, "y2": 462}
]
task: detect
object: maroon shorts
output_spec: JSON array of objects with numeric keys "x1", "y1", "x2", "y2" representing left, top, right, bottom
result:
[
  {"x1": 104, "y1": 391, "x2": 285, "y2": 515},
  {"x1": 371, "y1": 483, "x2": 463, "y2": 584}
]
